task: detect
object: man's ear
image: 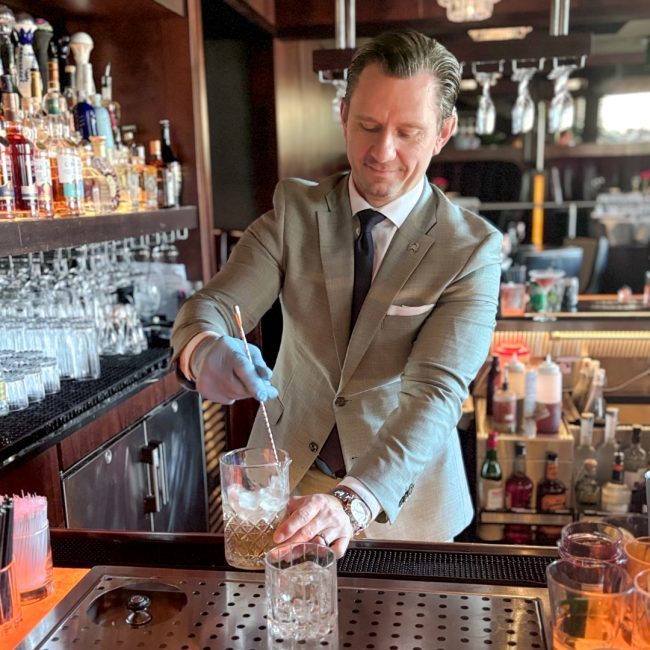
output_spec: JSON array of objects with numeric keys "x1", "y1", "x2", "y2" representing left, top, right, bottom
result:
[
  {"x1": 432, "y1": 113, "x2": 457, "y2": 156},
  {"x1": 340, "y1": 100, "x2": 349, "y2": 127}
]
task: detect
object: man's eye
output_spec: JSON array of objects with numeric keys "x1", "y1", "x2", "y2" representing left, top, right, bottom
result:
[
  {"x1": 361, "y1": 124, "x2": 379, "y2": 132},
  {"x1": 399, "y1": 131, "x2": 418, "y2": 139}
]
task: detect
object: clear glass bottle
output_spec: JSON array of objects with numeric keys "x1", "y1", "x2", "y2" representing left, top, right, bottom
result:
[
  {"x1": 601, "y1": 451, "x2": 632, "y2": 514},
  {"x1": 23, "y1": 97, "x2": 54, "y2": 219},
  {"x1": 89, "y1": 135, "x2": 119, "y2": 211},
  {"x1": 574, "y1": 458, "x2": 600, "y2": 513},
  {"x1": 478, "y1": 431, "x2": 504, "y2": 542},
  {"x1": 2, "y1": 90, "x2": 38, "y2": 218},
  {"x1": 42, "y1": 59, "x2": 61, "y2": 116},
  {"x1": 60, "y1": 105, "x2": 86, "y2": 213},
  {"x1": 62, "y1": 64, "x2": 77, "y2": 112},
  {"x1": 101, "y1": 63, "x2": 121, "y2": 138},
  {"x1": 584, "y1": 367, "x2": 607, "y2": 426},
  {"x1": 133, "y1": 144, "x2": 157, "y2": 209},
  {"x1": 623, "y1": 425, "x2": 647, "y2": 492},
  {"x1": 504, "y1": 442, "x2": 533, "y2": 544},
  {"x1": 80, "y1": 144, "x2": 112, "y2": 215},
  {"x1": 596, "y1": 407, "x2": 619, "y2": 486},
  {"x1": 536, "y1": 451, "x2": 567, "y2": 544},
  {"x1": 574, "y1": 412, "x2": 597, "y2": 474},
  {"x1": 572, "y1": 357, "x2": 592, "y2": 410}
]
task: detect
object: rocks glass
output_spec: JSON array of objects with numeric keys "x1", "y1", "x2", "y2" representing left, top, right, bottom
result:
[
  {"x1": 220, "y1": 447, "x2": 290, "y2": 570},
  {"x1": 265, "y1": 542, "x2": 338, "y2": 645}
]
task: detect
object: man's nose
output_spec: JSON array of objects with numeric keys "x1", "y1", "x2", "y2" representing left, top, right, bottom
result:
[{"x1": 372, "y1": 131, "x2": 396, "y2": 162}]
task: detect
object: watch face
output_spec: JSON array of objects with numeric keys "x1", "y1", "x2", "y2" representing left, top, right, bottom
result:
[{"x1": 350, "y1": 498, "x2": 369, "y2": 525}]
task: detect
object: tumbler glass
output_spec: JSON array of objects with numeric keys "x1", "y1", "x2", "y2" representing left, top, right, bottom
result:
[
  {"x1": 3, "y1": 371, "x2": 28, "y2": 411},
  {"x1": 558, "y1": 521, "x2": 625, "y2": 565},
  {"x1": 633, "y1": 568, "x2": 650, "y2": 649},
  {"x1": 499, "y1": 282, "x2": 527, "y2": 316},
  {"x1": 547, "y1": 559, "x2": 633, "y2": 650},
  {"x1": 603, "y1": 514, "x2": 650, "y2": 541},
  {"x1": 0, "y1": 561, "x2": 22, "y2": 636},
  {"x1": 625, "y1": 537, "x2": 650, "y2": 578},
  {"x1": 220, "y1": 448, "x2": 291, "y2": 570},
  {"x1": 265, "y1": 542, "x2": 338, "y2": 644}
]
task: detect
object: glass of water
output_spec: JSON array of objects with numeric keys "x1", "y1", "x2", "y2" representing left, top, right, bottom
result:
[{"x1": 265, "y1": 542, "x2": 338, "y2": 644}]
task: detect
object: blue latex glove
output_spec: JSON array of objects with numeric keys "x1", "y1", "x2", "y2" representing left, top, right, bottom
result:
[{"x1": 192, "y1": 335, "x2": 279, "y2": 405}]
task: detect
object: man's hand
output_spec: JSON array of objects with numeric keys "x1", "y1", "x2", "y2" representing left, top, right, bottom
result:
[
  {"x1": 273, "y1": 494, "x2": 354, "y2": 559},
  {"x1": 192, "y1": 335, "x2": 279, "y2": 405}
]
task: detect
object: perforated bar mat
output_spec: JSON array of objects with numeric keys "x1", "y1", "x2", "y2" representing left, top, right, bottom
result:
[
  {"x1": 50, "y1": 531, "x2": 554, "y2": 588},
  {"x1": 339, "y1": 548, "x2": 552, "y2": 587},
  {"x1": 0, "y1": 347, "x2": 169, "y2": 464},
  {"x1": 24, "y1": 568, "x2": 550, "y2": 650}
]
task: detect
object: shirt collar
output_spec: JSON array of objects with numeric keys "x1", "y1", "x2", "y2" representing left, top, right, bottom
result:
[{"x1": 348, "y1": 174, "x2": 426, "y2": 228}]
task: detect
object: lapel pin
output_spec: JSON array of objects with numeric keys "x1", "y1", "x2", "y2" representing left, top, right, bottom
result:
[{"x1": 407, "y1": 241, "x2": 420, "y2": 253}]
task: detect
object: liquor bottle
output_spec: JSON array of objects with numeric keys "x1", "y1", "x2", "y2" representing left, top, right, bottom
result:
[
  {"x1": 45, "y1": 108, "x2": 81, "y2": 216},
  {"x1": 89, "y1": 135, "x2": 119, "y2": 211},
  {"x1": 535, "y1": 355, "x2": 562, "y2": 434},
  {"x1": 601, "y1": 451, "x2": 631, "y2": 514},
  {"x1": 630, "y1": 459, "x2": 649, "y2": 514},
  {"x1": 485, "y1": 355, "x2": 500, "y2": 417},
  {"x1": 149, "y1": 139, "x2": 175, "y2": 208},
  {"x1": 536, "y1": 451, "x2": 567, "y2": 544},
  {"x1": 506, "y1": 354, "x2": 526, "y2": 431},
  {"x1": 596, "y1": 407, "x2": 619, "y2": 486},
  {"x1": 62, "y1": 64, "x2": 77, "y2": 111},
  {"x1": 159, "y1": 119, "x2": 181, "y2": 206},
  {"x1": 571, "y1": 357, "x2": 592, "y2": 410},
  {"x1": 14, "y1": 12, "x2": 35, "y2": 99},
  {"x1": 80, "y1": 143, "x2": 112, "y2": 215},
  {"x1": 23, "y1": 98, "x2": 54, "y2": 219},
  {"x1": 574, "y1": 412, "x2": 597, "y2": 473},
  {"x1": 584, "y1": 368, "x2": 607, "y2": 425},
  {"x1": 90, "y1": 94, "x2": 114, "y2": 149},
  {"x1": 504, "y1": 442, "x2": 533, "y2": 544},
  {"x1": 623, "y1": 425, "x2": 647, "y2": 503},
  {"x1": 2, "y1": 90, "x2": 38, "y2": 218},
  {"x1": 0, "y1": 116, "x2": 15, "y2": 219},
  {"x1": 60, "y1": 109, "x2": 85, "y2": 210},
  {"x1": 574, "y1": 458, "x2": 600, "y2": 514},
  {"x1": 73, "y1": 90, "x2": 98, "y2": 142},
  {"x1": 133, "y1": 144, "x2": 157, "y2": 209},
  {"x1": 478, "y1": 431, "x2": 504, "y2": 542},
  {"x1": 101, "y1": 63, "x2": 121, "y2": 137},
  {"x1": 42, "y1": 59, "x2": 60, "y2": 115},
  {"x1": 493, "y1": 370, "x2": 517, "y2": 434}
]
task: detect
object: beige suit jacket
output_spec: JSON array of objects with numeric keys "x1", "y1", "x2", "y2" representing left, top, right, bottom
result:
[{"x1": 172, "y1": 172, "x2": 502, "y2": 541}]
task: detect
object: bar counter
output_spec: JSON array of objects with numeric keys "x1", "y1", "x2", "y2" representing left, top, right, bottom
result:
[{"x1": 13, "y1": 529, "x2": 557, "y2": 649}]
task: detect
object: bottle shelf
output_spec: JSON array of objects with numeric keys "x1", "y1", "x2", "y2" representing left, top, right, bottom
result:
[{"x1": 0, "y1": 206, "x2": 198, "y2": 257}]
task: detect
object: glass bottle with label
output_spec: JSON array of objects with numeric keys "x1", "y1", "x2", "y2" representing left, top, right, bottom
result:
[
  {"x1": 574, "y1": 458, "x2": 600, "y2": 513},
  {"x1": 23, "y1": 97, "x2": 54, "y2": 219},
  {"x1": 0, "y1": 116, "x2": 15, "y2": 219},
  {"x1": 504, "y1": 442, "x2": 533, "y2": 544},
  {"x1": 80, "y1": 144, "x2": 112, "y2": 215},
  {"x1": 149, "y1": 139, "x2": 174, "y2": 208},
  {"x1": 478, "y1": 431, "x2": 504, "y2": 542},
  {"x1": 2, "y1": 90, "x2": 38, "y2": 218},
  {"x1": 601, "y1": 451, "x2": 631, "y2": 514},
  {"x1": 623, "y1": 425, "x2": 647, "y2": 509},
  {"x1": 89, "y1": 135, "x2": 119, "y2": 211},
  {"x1": 536, "y1": 451, "x2": 567, "y2": 544},
  {"x1": 596, "y1": 407, "x2": 619, "y2": 486}
]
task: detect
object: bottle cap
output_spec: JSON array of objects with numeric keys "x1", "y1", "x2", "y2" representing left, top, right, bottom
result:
[
  {"x1": 506, "y1": 353, "x2": 525, "y2": 373},
  {"x1": 584, "y1": 458, "x2": 597, "y2": 470},
  {"x1": 546, "y1": 451, "x2": 558, "y2": 461},
  {"x1": 538, "y1": 354, "x2": 560, "y2": 375},
  {"x1": 487, "y1": 431, "x2": 498, "y2": 449},
  {"x1": 580, "y1": 412, "x2": 594, "y2": 422},
  {"x1": 514, "y1": 442, "x2": 526, "y2": 455}
]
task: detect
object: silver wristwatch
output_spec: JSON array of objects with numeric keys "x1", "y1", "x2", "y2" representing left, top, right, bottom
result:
[{"x1": 329, "y1": 486, "x2": 372, "y2": 535}]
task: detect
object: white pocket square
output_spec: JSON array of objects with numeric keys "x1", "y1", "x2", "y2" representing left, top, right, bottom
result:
[{"x1": 386, "y1": 303, "x2": 434, "y2": 316}]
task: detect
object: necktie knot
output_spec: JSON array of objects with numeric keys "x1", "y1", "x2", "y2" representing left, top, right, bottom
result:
[{"x1": 357, "y1": 209, "x2": 384, "y2": 235}]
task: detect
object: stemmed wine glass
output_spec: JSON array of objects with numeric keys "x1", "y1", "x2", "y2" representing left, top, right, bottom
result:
[
  {"x1": 547, "y1": 56, "x2": 585, "y2": 134},
  {"x1": 529, "y1": 268, "x2": 566, "y2": 322},
  {"x1": 472, "y1": 62, "x2": 502, "y2": 136},
  {"x1": 511, "y1": 60, "x2": 540, "y2": 135}
]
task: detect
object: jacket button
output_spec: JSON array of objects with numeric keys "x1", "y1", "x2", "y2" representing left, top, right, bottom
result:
[
  {"x1": 334, "y1": 396, "x2": 347, "y2": 407},
  {"x1": 309, "y1": 442, "x2": 319, "y2": 452}
]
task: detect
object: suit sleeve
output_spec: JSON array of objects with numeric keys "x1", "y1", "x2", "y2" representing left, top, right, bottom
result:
[
  {"x1": 348, "y1": 229, "x2": 502, "y2": 523},
  {"x1": 171, "y1": 183, "x2": 287, "y2": 361}
]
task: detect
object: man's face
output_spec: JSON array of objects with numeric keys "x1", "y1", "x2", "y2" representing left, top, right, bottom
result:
[{"x1": 341, "y1": 63, "x2": 456, "y2": 208}]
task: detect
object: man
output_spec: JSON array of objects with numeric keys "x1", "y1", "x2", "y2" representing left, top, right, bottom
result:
[{"x1": 172, "y1": 31, "x2": 502, "y2": 557}]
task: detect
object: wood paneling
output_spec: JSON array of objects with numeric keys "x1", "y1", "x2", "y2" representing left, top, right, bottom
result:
[
  {"x1": 0, "y1": 447, "x2": 65, "y2": 527},
  {"x1": 274, "y1": 39, "x2": 347, "y2": 180},
  {"x1": 58, "y1": 373, "x2": 182, "y2": 471}
]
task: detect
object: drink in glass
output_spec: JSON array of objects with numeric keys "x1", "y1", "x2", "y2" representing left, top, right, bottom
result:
[
  {"x1": 220, "y1": 447, "x2": 290, "y2": 570},
  {"x1": 528, "y1": 268, "x2": 565, "y2": 321},
  {"x1": 265, "y1": 542, "x2": 337, "y2": 643}
]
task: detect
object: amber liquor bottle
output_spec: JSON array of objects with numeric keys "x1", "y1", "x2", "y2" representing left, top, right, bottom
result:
[{"x1": 536, "y1": 451, "x2": 567, "y2": 545}]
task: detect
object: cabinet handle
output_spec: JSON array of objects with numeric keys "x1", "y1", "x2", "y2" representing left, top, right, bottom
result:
[
  {"x1": 157, "y1": 440, "x2": 169, "y2": 507},
  {"x1": 140, "y1": 444, "x2": 161, "y2": 514}
]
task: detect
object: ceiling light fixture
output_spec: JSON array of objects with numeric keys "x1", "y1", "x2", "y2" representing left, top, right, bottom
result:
[{"x1": 437, "y1": 0, "x2": 501, "y2": 23}]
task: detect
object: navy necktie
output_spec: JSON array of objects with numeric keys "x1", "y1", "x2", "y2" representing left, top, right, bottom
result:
[{"x1": 318, "y1": 208, "x2": 385, "y2": 478}]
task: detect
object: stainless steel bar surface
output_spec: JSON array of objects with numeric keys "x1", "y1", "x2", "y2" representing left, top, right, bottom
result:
[{"x1": 19, "y1": 565, "x2": 551, "y2": 650}]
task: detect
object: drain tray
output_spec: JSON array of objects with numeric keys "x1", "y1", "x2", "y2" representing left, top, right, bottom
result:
[{"x1": 18, "y1": 565, "x2": 550, "y2": 650}]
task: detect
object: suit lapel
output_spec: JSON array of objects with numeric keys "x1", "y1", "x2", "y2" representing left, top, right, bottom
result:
[
  {"x1": 318, "y1": 175, "x2": 355, "y2": 370},
  {"x1": 341, "y1": 183, "x2": 438, "y2": 387}
]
